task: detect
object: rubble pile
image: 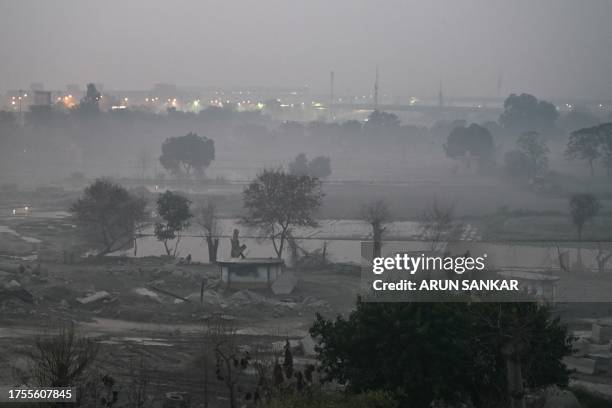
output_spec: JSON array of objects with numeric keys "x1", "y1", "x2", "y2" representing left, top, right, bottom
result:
[
  {"x1": 0, "y1": 265, "x2": 35, "y2": 313},
  {"x1": 0, "y1": 258, "x2": 331, "y2": 323},
  {"x1": 564, "y1": 320, "x2": 612, "y2": 377}
]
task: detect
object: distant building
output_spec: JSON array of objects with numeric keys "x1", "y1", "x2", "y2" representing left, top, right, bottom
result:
[
  {"x1": 218, "y1": 258, "x2": 284, "y2": 289},
  {"x1": 32, "y1": 91, "x2": 52, "y2": 107},
  {"x1": 497, "y1": 270, "x2": 559, "y2": 303}
]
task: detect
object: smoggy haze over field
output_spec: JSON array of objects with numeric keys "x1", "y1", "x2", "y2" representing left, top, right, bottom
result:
[{"x1": 1, "y1": 0, "x2": 612, "y2": 99}]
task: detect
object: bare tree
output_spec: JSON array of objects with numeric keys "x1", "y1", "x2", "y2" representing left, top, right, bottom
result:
[
  {"x1": 24, "y1": 323, "x2": 99, "y2": 388},
  {"x1": 205, "y1": 317, "x2": 251, "y2": 408},
  {"x1": 196, "y1": 201, "x2": 220, "y2": 263},
  {"x1": 569, "y1": 193, "x2": 600, "y2": 269},
  {"x1": 200, "y1": 318, "x2": 219, "y2": 408},
  {"x1": 552, "y1": 242, "x2": 570, "y2": 272},
  {"x1": 361, "y1": 200, "x2": 391, "y2": 258},
  {"x1": 420, "y1": 198, "x2": 455, "y2": 251},
  {"x1": 126, "y1": 353, "x2": 151, "y2": 408}
]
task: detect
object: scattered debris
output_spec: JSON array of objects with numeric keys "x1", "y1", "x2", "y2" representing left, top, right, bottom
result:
[
  {"x1": 77, "y1": 290, "x2": 112, "y2": 305},
  {"x1": 163, "y1": 392, "x2": 190, "y2": 408},
  {"x1": 194, "y1": 289, "x2": 226, "y2": 306},
  {"x1": 229, "y1": 289, "x2": 267, "y2": 306},
  {"x1": 573, "y1": 337, "x2": 590, "y2": 357},
  {"x1": 147, "y1": 285, "x2": 190, "y2": 303},
  {"x1": 133, "y1": 287, "x2": 161, "y2": 302},
  {"x1": 5, "y1": 279, "x2": 21, "y2": 289}
]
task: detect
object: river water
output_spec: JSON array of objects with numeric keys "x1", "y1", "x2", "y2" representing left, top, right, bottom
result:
[{"x1": 113, "y1": 219, "x2": 423, "y2": 264}]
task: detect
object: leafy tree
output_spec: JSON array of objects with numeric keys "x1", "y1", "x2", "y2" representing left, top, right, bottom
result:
[
  {"x1": 71, "y1": 179, "x2": 147, "y2": 254},
  {"x1": 444, "y1": 123, "x2": 494, "y2": 169},
  {"x1": 308, "y1": 156, "x2": 332, "y2": 178},
  {"x1": 365, "y1": 110, "x2": 401, "y2": 129},
  {"x1": 154, "y1": 191, "x2": 192, "y2": 257},
  {"x1": 361, "y1": 200, "x2": 390, "y2": 258},
  {"x1": 159, "y1": 132, "x2": 215, "y2": 178},
  {"x1": 516, "y1": 131, "x2": 549, "y2": 178},
  {"x1": 566, "y1": 126, "x2": 601, "y2": 176},
  {"x1": 569, "y1": 193, "x2": 600, "y2": 240},
  {"x1": 467, "y1": 303, "x2": 572, "y2": 408},
  {"x1": 288, "y1": 153, "x2": 332, "y2": 178},
  {"x1": 242, "y1": 169, "x2": 323, "y2": 258},
  {"x1": 499, "y1": 93, "x2": 559, "y2": 135},
  {"x1": 77, "y1": 83, "x2": 101, "y2": 115},
  {"x1": 481, "y1": 120, "x2": 503, "y2": 141},
  {"x1": 311, "y1": 299, "x2": 571, "y2": 408},
  {"x1": 503, "y1": 151, "x2": 528, "y2": 180},
  {"x1": 311, "y1": 301, "x2": 473, "y2": 407},
  {"x1": 288, "y1": 153, "x2": 309, "y2": 176},
  {"x1": 363, "y1": 110, "x2": 402, "y2": 143},
  {"x1": 341, "y1": 119, "x2": 363, "y2": 135}
]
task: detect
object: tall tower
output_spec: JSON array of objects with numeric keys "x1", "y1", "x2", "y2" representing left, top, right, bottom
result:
[
  {"x1": 373, "y1": 67, "x2": 379, "y2": 110},
  {"x1": 438, "y1": 80, "x2": 444, "y2": 108},
  {"x1": 330, "y1": 70, "x2": 335, "y2": 121}
]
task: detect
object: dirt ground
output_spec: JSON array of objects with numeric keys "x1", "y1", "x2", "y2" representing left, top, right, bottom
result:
[
  {"x1": 2, "y1": 182, "x2": 612, "y2": 405},
  {"x1": 0, "y1": 202, "x2": 361, "y2": 407}
]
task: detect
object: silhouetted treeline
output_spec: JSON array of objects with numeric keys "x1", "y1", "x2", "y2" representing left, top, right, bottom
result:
[{"x1": 0, "y1": 92, "x2": 610, "y2": 183}]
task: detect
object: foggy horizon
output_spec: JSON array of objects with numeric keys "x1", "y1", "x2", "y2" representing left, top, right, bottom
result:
[{"x1": 3, "y1": 0, "x2": 612, "y2": 99}]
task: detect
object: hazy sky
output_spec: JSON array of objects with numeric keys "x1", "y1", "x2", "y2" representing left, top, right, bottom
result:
[{"x1": 2, "y1": 0, "x2": 612, "y2": 99}]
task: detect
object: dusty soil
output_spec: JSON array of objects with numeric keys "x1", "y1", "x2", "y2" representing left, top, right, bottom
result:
[
  {"x1": 0, "y1": 204, "x2": 361, "y2": 407},
  {"x1": 2, "y1": 183, "x2": 612, "y2": 406}
]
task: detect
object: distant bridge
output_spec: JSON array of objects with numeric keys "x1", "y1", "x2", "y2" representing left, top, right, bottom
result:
[{"x1": 334, "y1": 103, "x2": 502, "y2": 115}]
